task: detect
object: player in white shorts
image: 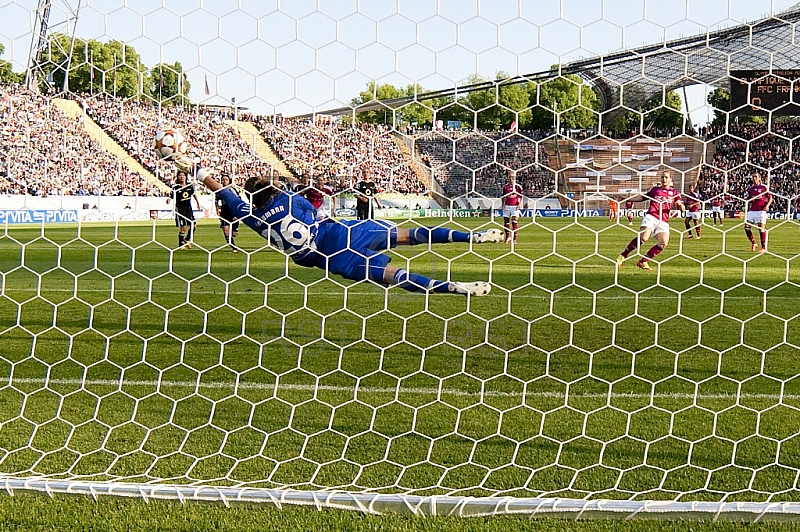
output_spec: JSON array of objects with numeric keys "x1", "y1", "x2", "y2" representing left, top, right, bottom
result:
[
  {"x1": 503, "y1": 203, "x2": 521, "y2": 219},
  {"x1": 744, "y1": 173, "x2": 771, "y2": 253},
  {"x1": 682, "y1": 186, "x2": 703, "y2": 239},
  {"x1": 640, "y1": 212, "x2": 671, "y2": 236},
  {"x1": 745, "y1": 209, "x2": 768, "y2": 225},
  {"x1": 616, "y1": 171, "x2": 685, "y2": 271},
  {"x1": 502, "y1": 171, "x2": 524, "y2": 245}
]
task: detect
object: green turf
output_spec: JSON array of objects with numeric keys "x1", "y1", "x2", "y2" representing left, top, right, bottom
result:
[
  {"x1": 1, "y1": 216, "x2": 799, "y2": 506},
  {"x1": 5, "y1": 493, "x2": 800, "y2": 531}
]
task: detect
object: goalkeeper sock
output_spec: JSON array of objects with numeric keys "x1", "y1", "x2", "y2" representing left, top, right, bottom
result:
[
  {"x1": 745, "y1": 227, "x2": 755, "y2": 243},
  {"x1": 408, "y1": 227, "x2": 470, "y2": 245},
  {"x1": 178, "y1": 233, "x2": 185, "y2": 247},
  {"x1": 392, "y1": 268, "x2": 450, "y2": 293}
]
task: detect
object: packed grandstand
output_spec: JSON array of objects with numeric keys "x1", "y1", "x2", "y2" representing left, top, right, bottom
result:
[{"x1": 1, "y1": 80, "x2": 799, "y2": 213}]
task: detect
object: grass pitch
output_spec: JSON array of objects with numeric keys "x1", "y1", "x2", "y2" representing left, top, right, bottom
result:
[
  {"x1": 6, "y1": 493, "x2": 800, "y2": 531},
  {"x1": 0, "y1": 216, "x2": 799, "y2": 509}
]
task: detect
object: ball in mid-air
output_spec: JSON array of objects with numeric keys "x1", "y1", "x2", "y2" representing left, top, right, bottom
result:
[{"x1": 153, "y1": 129, "x2": 187, "y2": 160}]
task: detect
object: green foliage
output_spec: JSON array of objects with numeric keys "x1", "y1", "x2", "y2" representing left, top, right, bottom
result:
[
  {"x1": 529, "y1": 68, "x2": 600, "y2": 130},
  {"x1": 0, "y1": 43, "x2": 23, "y2": 85},
  {"x1": 148, "y1": 62, "x2": 191, "y2": 105},
  {"x1": 350, "y1": 82, "x2": 445, "y2": 128},
  {"x1": 454, "y1": 72, "x2": 533, "y2": 130},
  {"x1": 707, "y1": 87, "x2": 730, "y2": 126},
  {"x1": 610, "y1": 89, "x2": 684, "y2": 132},
  {"x1": 707, "y1": 87, "x2": 763, "y2": 126},
  {"x1": 353, "y1": 72, "x2": 538, "y2": 131},
  {"x1": 644, "y1": 89, "x2": 684, "y2": 129},
  {"x1": 31, "y1": 34, "x2": 188, "y2": 104},
  {"x1": 397, "y1": 84, "x2": 435, "y2": 127},
  {"x1": 38, "y1": 35, "x2": 147, "y2": 99},
  {"x1": 352, "y1": 68, "x2": 601, "y2": 131},
  {"x1": 351, "y1": 81, "x2": 406, "y2": 125}
]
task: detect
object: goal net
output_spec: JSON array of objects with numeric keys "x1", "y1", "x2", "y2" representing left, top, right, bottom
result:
[{"x1": 2, "y1": 0, "x2": 800, "y2": 521}]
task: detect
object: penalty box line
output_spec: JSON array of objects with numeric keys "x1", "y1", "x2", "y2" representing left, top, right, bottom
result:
[
  {"x1": 0, "y1": 377, "x2": 795, "y2": 401},
  {"x1": 5, "y1": 287, "x2": 790, "y2": 300}
]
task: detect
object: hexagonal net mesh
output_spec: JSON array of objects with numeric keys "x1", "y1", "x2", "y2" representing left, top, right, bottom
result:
[{"x1": 1, "y1": 0, "x2": 800, "y2": 520}]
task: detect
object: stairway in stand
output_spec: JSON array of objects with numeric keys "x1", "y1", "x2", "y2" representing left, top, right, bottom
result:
[
  {"x1": 52, "y1": 98, "x2": 170, "y2": 194},
  {"x1": 224, "y1": 120, "x2": 293, "y2": 179}
]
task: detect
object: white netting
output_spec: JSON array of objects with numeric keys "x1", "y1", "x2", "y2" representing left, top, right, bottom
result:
[{"x1": 1, "y1": 0, "x2": 800, "y2": 520}]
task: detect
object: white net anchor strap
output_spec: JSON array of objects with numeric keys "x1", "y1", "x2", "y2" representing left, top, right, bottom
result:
[{"x1": 2, "y1": 478, "x2": 800, "y2": 521}]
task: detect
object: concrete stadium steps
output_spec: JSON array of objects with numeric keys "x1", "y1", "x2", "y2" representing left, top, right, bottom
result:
[
  {"x1": 51, "y1": 99, "x2": 169, "y2": 194},
  {"x1": 557, "y1": 136, "x2": 705, "y2": 200},
  {"x1": 703, "y1": 138, "x2": 716, "y2": 168},
  {"x1": 391, "y1": 133, "x2": 440, "y2": 197},
  {"x1": 542, "y1": 139, "x2": 570, "y2": 207},
  {"x1": 224, "y1": 120, "x2": 293, "y2": 178}
]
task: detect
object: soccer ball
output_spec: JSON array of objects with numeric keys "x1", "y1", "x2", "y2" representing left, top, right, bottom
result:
[{"x1": 153, "y1": 128, "x2": 187, "y2": 160}]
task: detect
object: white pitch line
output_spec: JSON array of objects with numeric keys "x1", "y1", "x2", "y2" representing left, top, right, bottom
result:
[
  {"x1": 0, "y1": 377, "x2": 795, "y2": 401},
  {"x1": 2, "y1": 287, "x2": 792, "y2": 301}
]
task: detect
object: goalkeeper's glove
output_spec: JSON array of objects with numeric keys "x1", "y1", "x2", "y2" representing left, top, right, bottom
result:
[{"x1": 173, "y1": 153, "x2": 210, "y2": 183}]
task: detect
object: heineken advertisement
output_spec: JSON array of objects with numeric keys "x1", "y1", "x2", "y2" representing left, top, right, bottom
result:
[{"x1": 335, "y1": 208, "x2": 482, "y2": 218}]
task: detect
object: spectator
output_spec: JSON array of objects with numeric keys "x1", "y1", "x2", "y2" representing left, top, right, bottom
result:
[{"x1": 0, "y1": 83, "x2": 163, "y2": 196}]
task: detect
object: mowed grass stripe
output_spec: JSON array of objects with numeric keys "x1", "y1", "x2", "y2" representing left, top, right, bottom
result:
[{"x1": 1, "y1": 219, "x2": 800, "y2": 499}]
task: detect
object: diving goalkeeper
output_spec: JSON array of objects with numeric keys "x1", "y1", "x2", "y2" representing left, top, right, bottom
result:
[{"x1": 172, "y1": 155, "x2": 502, "y2": 296}]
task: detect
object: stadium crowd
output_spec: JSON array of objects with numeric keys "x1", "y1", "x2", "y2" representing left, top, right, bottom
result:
[
  {"x1": 701, "y1": 122, "x2": 800, "y2": 212},
  {"x1": 0, "y1": 83, "x2": 161, "y2": 196},
  {"x1": 254, "y1": 117, "x2": 426, "y2": 194},
  {"x1": 17, "y1": 80, "x2": 800, "y2": 211},
  {"x1": 415, "y1": 130, "x2": 555, "y2": 199},
  {"x1": 84, "y1": 98, "x2": 275, "y2": 183}
]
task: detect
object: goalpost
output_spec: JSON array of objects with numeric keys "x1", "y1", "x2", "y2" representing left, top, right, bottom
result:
[{"x1": 4, "y1": 0, "x2": 800, "y2": 522}]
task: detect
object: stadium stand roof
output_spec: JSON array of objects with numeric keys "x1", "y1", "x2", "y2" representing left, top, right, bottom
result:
[{"x1": 302, "y1": 3, "x2": 800, "y2": 126}]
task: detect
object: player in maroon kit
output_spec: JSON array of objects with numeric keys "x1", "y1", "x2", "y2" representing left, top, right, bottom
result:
[
  {"x1": 502, "y1": 171, "x2": 524, "y2": 244},
  {"x1": 683, "y1": 185, "x2": 702, "y2": 239},
  {"x1": 624, "y1": 199, "x2": 635, "y2": 225},
  {"x1": 710, "y1": 195, "x2": 724, "y2": 226},
  {"x1": 616, "y1": 171, "x2": 685, "y2": 271},
  {"x1": 298, "y1": 176, "x2": 336, "y2": 220},
  {"x1": 744, "y1": 173, "x2": 772, "y2": 253}
]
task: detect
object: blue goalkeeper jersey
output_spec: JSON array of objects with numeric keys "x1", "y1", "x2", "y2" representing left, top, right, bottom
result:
[
  {"x1": 217, "y1": 188, "x2": 398, "y2": 283},
  {"x1": 216, "y1": 188, "x2": 322, "y2": 266}
]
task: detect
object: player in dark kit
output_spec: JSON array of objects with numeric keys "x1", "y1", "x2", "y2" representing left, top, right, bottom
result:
[
  {"x1": 170, "y1": 172, "x2": 201, "y2": 249},
  {"x1": 171, "y1": 154, "x2": 503, "y2": 296},
  {"x1": 683, "y1": 185, "x2": 703, "y2": 239},
  {"x1": 744, "y1": 173, "x2": 772, "y2": 253},
  {"x1": 355, "y1": 168, "x2": 382, "y2": 220},
  {"x1": 616, "y1": 171, "x2": 685, "y2": 271},
  {"x1": 216, "y1": 174, "x2": 241, "y2": 253}
]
